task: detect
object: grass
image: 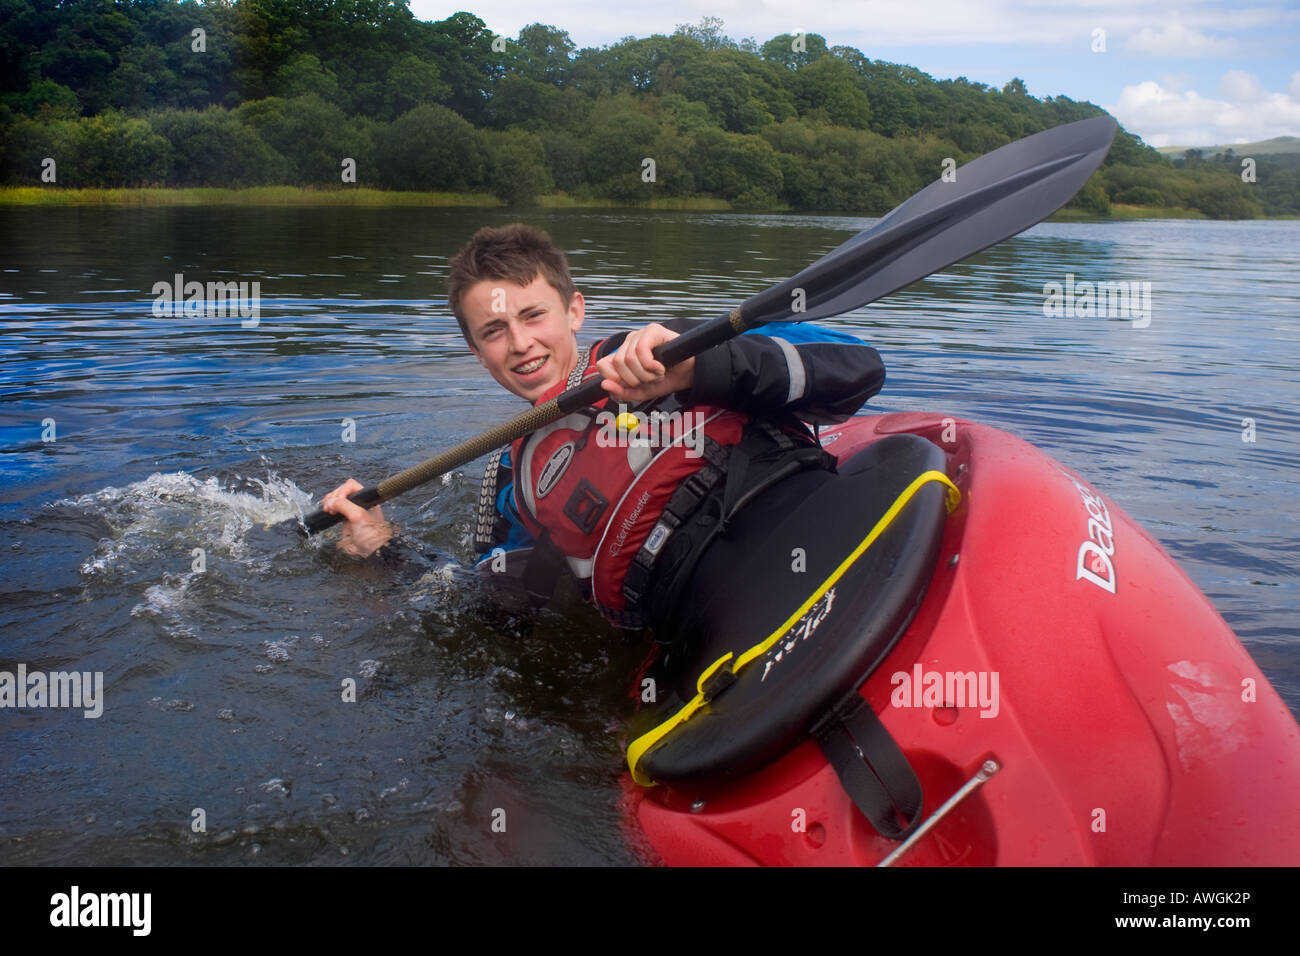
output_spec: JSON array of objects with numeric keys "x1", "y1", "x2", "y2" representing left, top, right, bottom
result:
[
  {"x1": 1051, "y1": 204, "x2": 1207, "y2": 221},
  {"x1": 3, "y1": 186, "x2": 1290, "y2": 219},
  {"x1": 0, "y1": 185, "x2": 503, "y2": 206},
  {"x1": 0, "y1": 185, "x2": 735, "y2": 210}
]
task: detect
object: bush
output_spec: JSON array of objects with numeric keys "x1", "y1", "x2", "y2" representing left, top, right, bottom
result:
[
  {"x1": 148, "y1": 107, "x2": 289, "y2": 186},
  {"x1": 1113, "y1": 185, "x2": 1165, "y2": 207},
  {"x1": 75, "y1": 112, "x2": 173, "y2": 186},
  {"x1": 375, "y1": 103, "x2": 483, "y2": 191},
  {"x1": 484, "y1": 129, "x2": 553, "y2": 205},
  {"x1": 235, "y1": 95, "x2": 369, "y2": 186},
  {"x1": 1191, "y1": 182, "x2": 1261, "y2": 219}
]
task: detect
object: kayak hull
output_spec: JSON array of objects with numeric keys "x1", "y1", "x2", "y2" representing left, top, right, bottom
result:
[{"x1": 623, "y1": 412, "x2": 1300, "y2": 866}]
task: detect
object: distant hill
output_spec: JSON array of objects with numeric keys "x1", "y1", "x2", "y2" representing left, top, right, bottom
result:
[{"x1": 1158, "y1": 136, "x2": 1300, "y2": 157}]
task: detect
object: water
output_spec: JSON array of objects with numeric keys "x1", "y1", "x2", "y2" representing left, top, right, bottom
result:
[{"x1": 1, "y1": 207, "x2": 1297, "y2": 865}]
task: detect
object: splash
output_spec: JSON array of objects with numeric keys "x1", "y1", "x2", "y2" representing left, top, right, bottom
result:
[
  {"x1": 56, "y1": 468, "x2": 315, "y2": 635},
  {"x1": 65, "y1": 468, "x2": 312, "y2": 572}
]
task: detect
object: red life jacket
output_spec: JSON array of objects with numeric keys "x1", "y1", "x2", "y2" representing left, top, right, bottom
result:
[{"x1": 511, "y1": 342, "x2": 748, "y2": 625}]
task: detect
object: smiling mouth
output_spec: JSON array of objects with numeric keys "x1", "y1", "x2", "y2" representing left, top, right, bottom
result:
[{"x1": 514, "y1": 356, "x2": 547, "y2": 375}]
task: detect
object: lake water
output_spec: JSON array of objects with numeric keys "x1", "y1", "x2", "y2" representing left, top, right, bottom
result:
[{"x1": 1, "y1": 207, "x2": 1297, "y2": 865}]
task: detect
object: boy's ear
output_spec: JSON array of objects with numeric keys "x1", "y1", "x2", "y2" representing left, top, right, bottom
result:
[{"x1": 568, "y1": 290, "x2": 585, "y2": 334}]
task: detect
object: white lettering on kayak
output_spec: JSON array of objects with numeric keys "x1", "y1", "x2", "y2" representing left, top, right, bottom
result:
[
  {"x1": 1058, "y1": 468, "x2": 1118, "y2": 594},
  {"x1": 890, "y1": 664, "x2": 1000, "y2": 718},
  {"x1": 760, "y1": 588, "x2": 836, "y2": 682}
]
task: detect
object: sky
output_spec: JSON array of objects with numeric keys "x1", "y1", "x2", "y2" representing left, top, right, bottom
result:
[{"x1": 409, "y1": 0, "x2": 1300, "y2": 148}]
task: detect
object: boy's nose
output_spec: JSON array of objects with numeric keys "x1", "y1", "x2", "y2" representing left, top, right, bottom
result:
[{"x1": 506, "y1": 320, "x2": 532, "y2": 352}]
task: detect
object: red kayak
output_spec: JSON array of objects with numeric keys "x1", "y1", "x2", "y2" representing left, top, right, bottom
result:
[{"x1": 621, "y1": 412, "x2": 1300, "y2": 866}]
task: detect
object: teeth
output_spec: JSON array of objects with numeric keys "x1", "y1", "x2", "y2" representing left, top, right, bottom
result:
[{"x1": 515, "y1": 357, "x2": 545, "y2": 374}]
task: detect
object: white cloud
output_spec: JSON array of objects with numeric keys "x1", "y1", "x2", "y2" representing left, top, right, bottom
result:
[
  {"x1": 1219, "y1": 69, "x2": 1265, "y2": 102},
  {"x1": 1125, "y1": 20, "x2": 1234, "y2": 57},
  {"x1": 1109, "y1": 72, "x2": 1300, "y2": 147}
]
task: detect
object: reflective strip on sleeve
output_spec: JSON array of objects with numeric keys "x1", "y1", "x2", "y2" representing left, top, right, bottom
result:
[{"x1": 773, "y1": 336, "x2": 807, "y2": 404}]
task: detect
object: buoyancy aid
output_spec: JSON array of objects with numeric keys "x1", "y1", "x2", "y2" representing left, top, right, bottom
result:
[{"x1": 511, "y1": 341, "x2": 752, "y2": 626}]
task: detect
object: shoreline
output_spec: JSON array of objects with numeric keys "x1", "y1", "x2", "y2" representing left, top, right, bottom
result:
[{"x1": 0, "y1": 186, "x2": 1292, "y2": 220}]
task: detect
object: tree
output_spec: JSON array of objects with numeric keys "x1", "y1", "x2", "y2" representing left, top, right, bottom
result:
[
  {"x1": 148, "y1": 106, "x2": 289, "y2": 186},
  {"x1": 375, "y1": 102, "x2": 482, "y2": 191},
  {"x1": 484, "y1": 128, "x2": 553, "y2": 205},
  {"x1": 761, "y1": 32, "x2": 829, "y2": 70},
  {"x1": 792, "y1": 56, "x2": 871, "y2": 129},
  {"x1": 516, "y1": 23, "x2": 575, "y2": 85},
  {"x1": 673, "y1": 16, "x2": 734, "y2": 51},
  {"x1": 75, "y1": 111, "x2": 173, "y2": 186},
  {"x1": 384, "y1": 52, "x2": 450, "y2": 117}
]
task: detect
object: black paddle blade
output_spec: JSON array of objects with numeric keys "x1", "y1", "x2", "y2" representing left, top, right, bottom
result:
[{"x1": 741, "y1": 115, "x2": 1118, "y2": 326}]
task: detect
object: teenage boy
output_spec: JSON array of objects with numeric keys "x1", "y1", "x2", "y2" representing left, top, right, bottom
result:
[{"x1": 323, "y1": 223, "x2": 884, "y2": 632}]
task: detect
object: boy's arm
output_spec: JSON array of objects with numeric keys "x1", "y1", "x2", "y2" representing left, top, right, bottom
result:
[
  {"x1": 597, "y1": 319, "x2": 884, "y2": 424},
  {"x1": 686, "y1": 329, "x2": 885, "y2": 424}
]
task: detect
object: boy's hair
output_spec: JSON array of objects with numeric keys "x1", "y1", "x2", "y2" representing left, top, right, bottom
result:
[{"x1": 446, "y1": 223, "x2": 577, "y2": 345}]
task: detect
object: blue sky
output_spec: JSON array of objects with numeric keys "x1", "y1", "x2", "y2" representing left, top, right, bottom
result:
[{"x1": 410, "y1": 0, "x2": 1300, "y2": 148}]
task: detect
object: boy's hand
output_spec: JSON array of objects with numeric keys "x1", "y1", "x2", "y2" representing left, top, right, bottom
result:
[
  {"x1": 320, "y1": 478, "x2": 393, "y2": 557},
  {"x1": 596, "y1": 322, "x2": 695, "y2": 403}
]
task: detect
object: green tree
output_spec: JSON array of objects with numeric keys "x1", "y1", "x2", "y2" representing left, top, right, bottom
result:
[
  {"x1": 375, "y1": 102, "x2": 483, "y2": 191},
  {"x1": 760, "y1": 32, "x2": 829, "y2": 70},
  {"x1": 235, "y1": 93, "x2": 368, "y2": 185},
  {"x1": 149, "y1": 105, "x2": 289, "y2": 186},
  {"x1": 484, "y1": 127, "x2": 553, "y2": 205},
  {"x1": 74, "y1": 111, "x2": 173, "y2": 186},
  {"x1": 792, "y1": 56, "x2": 871, "y2": 129},
  {"x1": 516, "y1": 23, "x2": 575, "y2": 85},
  {"x1": 1191, "y1": 181, "x2": 1261, "y2": 219},
  {"x1": 273, "y1": 52, "x2": 342, "y2": 101},
  {"x1": 384, "y1": 51, "x2": 450, "y2": 117},
  {"x1": 673, "y1": 16, "x2": 735, "y2": 51},
  {"x1": 688, "y1": 126, "x2": 782, "y2": 200}
]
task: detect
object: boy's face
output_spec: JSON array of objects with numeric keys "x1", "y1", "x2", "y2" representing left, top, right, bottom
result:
[{"x1": 461, "y1": 275, "x2": 585, "y2": 403}]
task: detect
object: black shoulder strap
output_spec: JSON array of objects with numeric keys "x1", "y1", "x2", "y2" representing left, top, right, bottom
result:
[{"x1": 813, "y1": 694, "x2": 923, "y2": 840}]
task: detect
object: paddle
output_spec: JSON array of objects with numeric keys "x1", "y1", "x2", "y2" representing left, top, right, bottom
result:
[{"x1": 294, "y1": 114, "x2": 1117, "y2": 535}]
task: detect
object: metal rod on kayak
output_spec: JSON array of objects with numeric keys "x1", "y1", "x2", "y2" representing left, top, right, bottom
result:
[{"x1": 878, "y1": 758, "x2": 1001, "y2": 867}]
